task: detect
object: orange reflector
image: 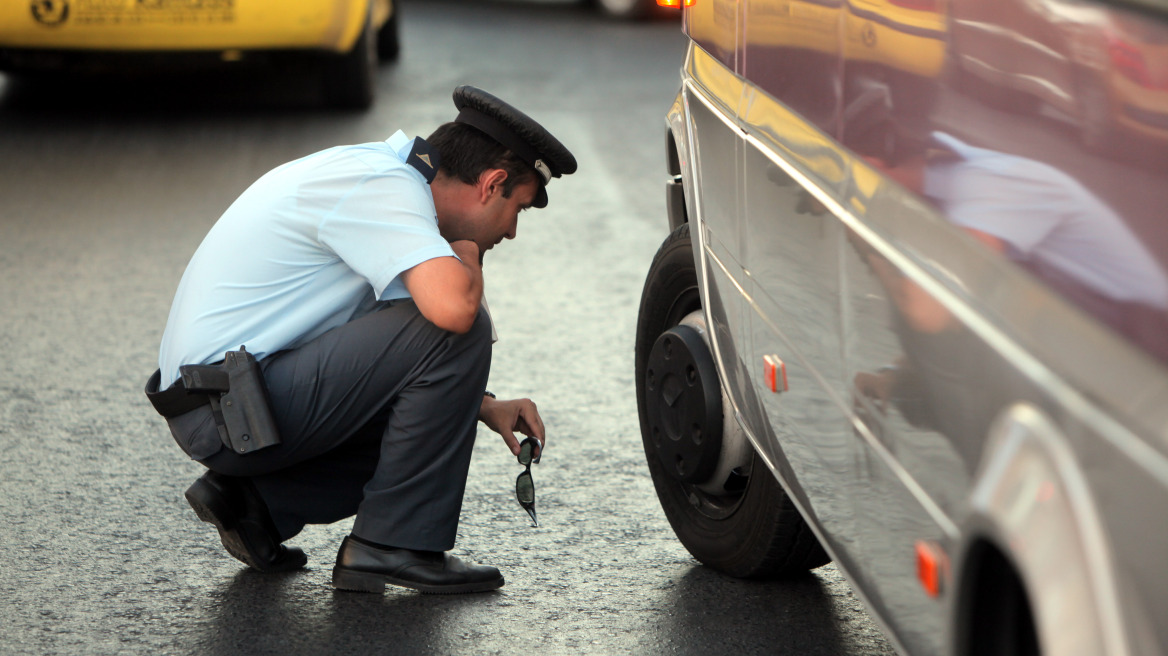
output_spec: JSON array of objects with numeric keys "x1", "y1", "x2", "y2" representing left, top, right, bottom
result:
[
  {"x1": 763, "y1": 355, "x2": 788, "y2": 393},
  {"x1": 656, "y1": 0, "x2": 695, "y2": 7},
  {"x1": 915, "y1": 541, "x2": 947, "y2": 598}
]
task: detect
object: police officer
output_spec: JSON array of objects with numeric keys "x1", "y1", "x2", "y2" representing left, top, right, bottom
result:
[{"x1": 145, "y1": 86, "x2": 576, "y2": 594}]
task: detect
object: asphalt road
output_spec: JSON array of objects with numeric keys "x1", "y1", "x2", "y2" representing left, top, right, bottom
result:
[{"x1": 0, "y1": 2, "x2": 897, "y2": 654}]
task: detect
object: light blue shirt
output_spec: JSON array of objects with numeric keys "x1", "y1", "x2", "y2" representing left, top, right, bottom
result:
[
  {"x1": 924, "y1": 132, "x2": 1168, "y2": 309},
  {"x1": 158, "y1": 131, "x2": 455, "y2": 386}
]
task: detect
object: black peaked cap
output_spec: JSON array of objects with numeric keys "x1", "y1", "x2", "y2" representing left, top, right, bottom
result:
[{"x1": 453, "y1": 85, "x2": 577, "y2": 208}]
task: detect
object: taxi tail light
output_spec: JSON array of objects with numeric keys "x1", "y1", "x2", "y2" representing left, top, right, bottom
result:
[
  {"x1": 656, "y1": 0, "x2": 696, "y2": 7},
  {"x1": 1108, "y1": 37, "x2": 1154, "y2": 88}
]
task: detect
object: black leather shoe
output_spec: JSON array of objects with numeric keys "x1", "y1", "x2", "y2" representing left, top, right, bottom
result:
[
  {"x1": 184, "y1": 471, "x2": 307, "y2": 573},
  {"x1": 332, "y1": 536, "x2": 504, "y2": 594}
]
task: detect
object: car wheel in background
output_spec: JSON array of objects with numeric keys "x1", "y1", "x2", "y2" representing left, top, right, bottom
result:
[
  {"x1": 635, "y1": 224, "x2": 831, "y2": 578},
  {"x1": 593, "y1": 0, "x2": 667, "y2": 20},
  {"x1": 322, "y1": 16, "x2": 377, "y2": 110},
  {"x1": 377, "y1": 7, "x2": 400, "y2": 62}
]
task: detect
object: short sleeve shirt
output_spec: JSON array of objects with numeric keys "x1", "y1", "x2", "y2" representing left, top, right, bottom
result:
[
  {"x1": 924, "y1": 132, "x2": 1168, "y2": 309},
  {"x1": 158, "y1": 131, "x2": 455, "y2": 386}
]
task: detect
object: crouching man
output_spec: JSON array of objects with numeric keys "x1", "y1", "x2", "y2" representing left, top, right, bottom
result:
[{"x1": 145, "y1": 86, "x2": 575, "y2": 594}]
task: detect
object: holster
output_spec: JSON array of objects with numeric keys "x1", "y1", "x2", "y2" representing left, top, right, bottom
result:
[
  {"x1": 178, "y1": 347, "x2": 282, "y2": 455},
  {"x1": 143, "y1": 345, "x2": 282, "y2": 456}
]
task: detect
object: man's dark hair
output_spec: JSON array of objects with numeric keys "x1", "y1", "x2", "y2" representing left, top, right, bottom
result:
[
  {"x1": 840, "y1": 76, "x2": 937, "y2": 167},
  {"x1": 427, "y1": 122, "x2": 538, "y2": 198}
]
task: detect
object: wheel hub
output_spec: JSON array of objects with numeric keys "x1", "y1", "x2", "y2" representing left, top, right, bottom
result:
[{"x1": 645, "y1": 324, "x2": 724, "y2": 484}]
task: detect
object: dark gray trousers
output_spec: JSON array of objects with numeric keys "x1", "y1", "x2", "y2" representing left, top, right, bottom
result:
[{"x1": 165, "y1": 300, "x2": 493, "y2": 552}]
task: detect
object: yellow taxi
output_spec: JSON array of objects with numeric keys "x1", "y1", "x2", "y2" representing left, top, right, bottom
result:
[{"x1": 0, "y1": 0, "x2": 397, "y2": 108}]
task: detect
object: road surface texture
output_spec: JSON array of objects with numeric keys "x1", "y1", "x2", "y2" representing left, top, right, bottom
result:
[{"x1": 0, "y1": 2, "x2": 898, "y2": 654}]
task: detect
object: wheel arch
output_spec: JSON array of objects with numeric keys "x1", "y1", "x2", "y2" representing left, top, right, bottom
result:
[
  {"x1": 665, "y1": 92, "x2": 692, "y2": 233},
  {"x1": 952, "y1": 402, "x2": 1128, "y2": 656},
  {"x1": 954, "y1": 537, "x2": 1040, "y2": 656}
]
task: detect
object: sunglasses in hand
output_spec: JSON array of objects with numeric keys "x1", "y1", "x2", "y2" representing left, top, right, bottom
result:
[{"x1": 515, "y1": 436, "x2": 541, "y2": 527}]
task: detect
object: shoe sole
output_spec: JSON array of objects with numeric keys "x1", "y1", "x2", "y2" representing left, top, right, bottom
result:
[
  {"x1": 185, "y1": 483, "x2": 257, "y2": 569},
  {"x1": 331, "y1": 567, "x2": 504, "y2": 595},
  {"x1": 185, "y1": 482, "x2": 308, "y2": 573}
]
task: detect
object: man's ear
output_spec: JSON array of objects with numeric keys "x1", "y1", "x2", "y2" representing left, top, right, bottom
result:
[{"x1": 477, "y1": 168, "x2": 509, "y2": 204}]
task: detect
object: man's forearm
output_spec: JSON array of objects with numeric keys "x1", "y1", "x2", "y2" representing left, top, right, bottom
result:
[{"x1": 401, "y1": 251, "x2": 484, "y2": 333}]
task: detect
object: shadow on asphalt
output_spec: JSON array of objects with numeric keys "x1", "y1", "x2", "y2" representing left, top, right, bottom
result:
[
  {"x1": 187, "y1": 564, "x2": 853, "y2": 655},
  {"x1": 192, "y1": 568, "x2": 508, "y2": 654},
  {"x1": 652, "y1": 566, "x2": 852, "y2": 655}
]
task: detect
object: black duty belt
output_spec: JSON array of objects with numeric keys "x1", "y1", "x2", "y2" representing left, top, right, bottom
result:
[
  {"x1": 145, "y1": 369, "x2": 214, "y2": 419},
  {"x1": 144, "y1": 347, "x2": 282, "y2": 455}
]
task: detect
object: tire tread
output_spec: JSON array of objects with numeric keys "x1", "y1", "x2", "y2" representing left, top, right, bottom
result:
[{"x1": 636, "y1": 224, "x2": 830, "y2": 580}]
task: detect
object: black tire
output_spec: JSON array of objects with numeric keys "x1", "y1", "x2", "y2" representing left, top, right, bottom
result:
[
  {"x1": 322, "y1": 16, "x2": 377, "y2": 110},
  {"x1": 635, "y1": 224, "x2": 830, "y2": 578},
  {"x1": 376, "y1": 6, "x2": 400, "y2": 62}
]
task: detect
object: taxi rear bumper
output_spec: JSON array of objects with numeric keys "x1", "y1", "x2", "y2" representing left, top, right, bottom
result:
[
  {"x1": 0, "y1": 0, "x2": 382, "y2": 55},
  {"x1": 0, "y1": 46, "x2": 340, "y2": 74}
]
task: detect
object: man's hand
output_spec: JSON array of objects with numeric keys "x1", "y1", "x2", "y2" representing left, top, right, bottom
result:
[
  {"x1": 449, "y1": 239, "x2": 484, "y2": 268},
  {"x1": 479, "y1": 395, "x2": 545, "y2": 458}
]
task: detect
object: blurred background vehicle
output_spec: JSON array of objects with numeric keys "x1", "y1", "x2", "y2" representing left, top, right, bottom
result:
[
  {"x1": 0, "y1": 0, "x2": 399, "y2": 109},
  {"x1": 950, "y1": 0, "x2": 1168, "y2": 153}
]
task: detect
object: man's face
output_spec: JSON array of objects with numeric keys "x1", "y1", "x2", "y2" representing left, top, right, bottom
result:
[{"x1": 472, "y1": 178, "x2": 539, "y2": 254}]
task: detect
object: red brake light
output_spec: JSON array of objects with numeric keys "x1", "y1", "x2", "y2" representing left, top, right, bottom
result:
[
  {"x1": 1109, "y1": 39, "x2": 1153, "y2": 88},
  {"x1": 657, "y1": 0, "x2": 696, "y2": 7}
]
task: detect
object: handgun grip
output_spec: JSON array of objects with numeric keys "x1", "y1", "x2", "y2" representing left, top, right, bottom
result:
[{"x1": 179, "y1": 365, "x2": 230, "y2": 393}]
